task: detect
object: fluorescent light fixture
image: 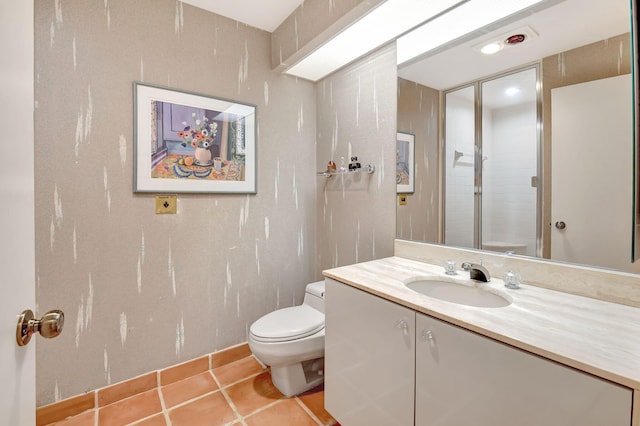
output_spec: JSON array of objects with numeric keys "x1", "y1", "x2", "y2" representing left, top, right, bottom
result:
[
  {"x1": 480, "y1": 42, "x2": 503, "y2": 55},
  {"x1": 397, "y1": 0, "x2": 544, "y2": 65},
  {"x1": 285, "y1": 0, "x2": 465, "y2": 82}
]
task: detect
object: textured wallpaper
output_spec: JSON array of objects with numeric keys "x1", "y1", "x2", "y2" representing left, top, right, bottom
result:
[
  {"x1": 396, "y1": 78, "x2": 440, "y2": 243},
  {"x1": 315, "y1": 44, "x2": 397, "y2": 272},
  {"x1": 34, "y1": 0, "x2": 318, "y2": 406}
]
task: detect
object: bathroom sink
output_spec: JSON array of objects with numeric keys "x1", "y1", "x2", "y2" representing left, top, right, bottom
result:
[{"x1": 405, "y1": 278, "x2": 511, "y2": 308}]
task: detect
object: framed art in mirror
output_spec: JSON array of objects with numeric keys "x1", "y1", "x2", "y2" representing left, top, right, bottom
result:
[
  {"x1": 396, "y1": 132, "x2": 415, "y2": 193},
  {"x1": 133, "y1": 82, "x2": 257, "y2": 194}
]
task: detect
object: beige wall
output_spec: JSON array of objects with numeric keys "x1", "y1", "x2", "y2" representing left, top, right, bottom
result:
[
  {"x1": 34, "y1": 0, "x2": 318, "y2": 406},
  {"x1": 396, "y1": 78, "x2": 440, "y2": 243},
  {"x1": 315, "y1": 43, "x2": 397, "y2": 273}
]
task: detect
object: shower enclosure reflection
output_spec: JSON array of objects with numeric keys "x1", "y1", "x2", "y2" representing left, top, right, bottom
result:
[
  {"x1": 444, "y1": 67, "x2": 538, "y2": 256},
  {"x1": 396, "y1": 0, "x2": 640, "y2": 273}
]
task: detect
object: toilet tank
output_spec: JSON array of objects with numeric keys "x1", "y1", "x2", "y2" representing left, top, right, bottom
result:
[{"x1": 303, "y1": 281, "x2": 325, "y2": 313}]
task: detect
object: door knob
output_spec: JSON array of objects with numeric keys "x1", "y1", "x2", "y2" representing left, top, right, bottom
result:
[
  {"x1": 16, "y1": 309, "x2": 65, "y2": 346},
  {"x1": 555, "y1": 221, "x2": 567, "y2": 230}
]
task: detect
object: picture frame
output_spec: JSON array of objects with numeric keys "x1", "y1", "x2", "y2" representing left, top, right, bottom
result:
[
  {"x1": 396, "y1": 132, "x2": 415, "y2": 193},
  {"x1": 133, "y1": 82, "x2": 257, "y2": 194}
]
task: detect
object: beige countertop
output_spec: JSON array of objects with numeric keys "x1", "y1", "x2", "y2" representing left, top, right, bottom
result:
[{"x1": 323, "y1": 256, "x2": 640, "y2": 390}]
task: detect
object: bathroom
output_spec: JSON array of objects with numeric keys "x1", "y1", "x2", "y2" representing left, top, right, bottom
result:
[{"x1": 3, "y1": 0, "x2": 640, "y2": 424}]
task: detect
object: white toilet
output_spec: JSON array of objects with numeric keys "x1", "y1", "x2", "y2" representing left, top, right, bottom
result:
[{"x1": 249, "y1": 281, "x2": 325, "y2": 396}]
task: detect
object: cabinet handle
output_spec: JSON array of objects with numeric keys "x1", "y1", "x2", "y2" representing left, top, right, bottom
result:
[
  {"x1": 421, "y1": 329, "x2": 435, "y2": 345},
  {"x1": 395, "y1": 319, "x2": 409, "y2": 335}
]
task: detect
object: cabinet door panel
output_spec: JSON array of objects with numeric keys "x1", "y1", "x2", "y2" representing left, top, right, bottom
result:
[
  {"x1": 416, "y1": 313, "x2": 632, "y2": 426},
  {"x1": 325, "y1": 279, "x2": 415, "y2": 426}
]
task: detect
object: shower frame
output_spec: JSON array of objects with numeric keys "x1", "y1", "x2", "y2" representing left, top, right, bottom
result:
[{"x1": 440, "y1": 63, "x2": 543, "y2": 257}]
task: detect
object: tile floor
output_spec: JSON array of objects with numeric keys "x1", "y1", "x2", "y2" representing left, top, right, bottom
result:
[{"x1": 45, "y1": 355, "x2": 339, "y2": 426}]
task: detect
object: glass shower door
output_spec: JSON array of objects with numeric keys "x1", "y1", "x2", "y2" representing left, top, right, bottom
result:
[
  {"x1": 480, "y1": 67, "x2": 538, "y2": 256},
  {"x1": 444, "y1": 85, "x2": 476, "y2": 249},
  {"x1": 443, "y1": 67, "x2": 539, "y2": 256}
]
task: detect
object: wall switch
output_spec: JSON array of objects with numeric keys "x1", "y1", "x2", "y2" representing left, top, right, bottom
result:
[
  {"x1": 398, "y1": 195, "x2": 407, "y2": 206},
  {"x1": 155, "y1": 195, "x2": 177, "y2": 214}
]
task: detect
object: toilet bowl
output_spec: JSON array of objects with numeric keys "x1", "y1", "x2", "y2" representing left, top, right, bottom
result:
[
  {"x1": 249, "y1": 281, "x2": 325, "y2": 396},
  {"x1": 482, "y1": 241, "x2": 528, "y2": 255}
]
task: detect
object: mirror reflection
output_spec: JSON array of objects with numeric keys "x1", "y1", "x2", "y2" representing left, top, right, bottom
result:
[{"x1": 396, "y1": 0, "x2": 640, "y2": 273}]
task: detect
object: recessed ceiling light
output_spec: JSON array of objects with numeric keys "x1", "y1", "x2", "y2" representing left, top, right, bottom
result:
[
  {"x1": 505, "y1": 87, "x2": 520, "y2": 96},
  {"x1": 472, "y1": 25, "x2": 539, "y2": 57},
  {"x1": 480, "y1": 42, "x2": 503, "y2": 55}
]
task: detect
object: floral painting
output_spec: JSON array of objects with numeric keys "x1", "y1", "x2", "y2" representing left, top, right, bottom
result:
[
  {"x1": 134, "y1": 82, "x2": 256, "y2": 193},
  {"x1": 397, "y1": 132, "x2": 415, "y2": 193}
]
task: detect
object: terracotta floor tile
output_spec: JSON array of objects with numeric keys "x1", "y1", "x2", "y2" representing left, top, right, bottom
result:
[
  {"x1": 98, "y1": 389, "x2": 162, "y2": 426},
  {"x1": 50, "y1": 409, "x2": 96, "y2": 425},
  {"x1": 211, "y1": 343, "x2": 252, "y2": 369},
  {"x1": 130, "y1": 413, "x2": 168, "y2": 426},
  {"x1": 245, "y1": 399, "x2": 319, "y2": 426},
  {"x1": 213, "y1": 356, "x2": 265, "y2": 387},
  {"x1": 37, "y1": 392, "x2": 95, "y2": 426},
  {"x1": 160, "y1": 356, "x2": 209, "y2": 386},
  {"x1": 161, "y1": 371, "x2": 219, "y2": 408},
  {"x1": 225, "y1": 371, "x2": 284, "y2": 416},
  {"x1": 168, "y1": 392, "x2": 237, "y2": 426},
  {"x1": 297, "y1": 384, "x2": 335, "y2": 425},
  {"x1": 98, "y1": 372, "x2": 157, "y2": 407}
]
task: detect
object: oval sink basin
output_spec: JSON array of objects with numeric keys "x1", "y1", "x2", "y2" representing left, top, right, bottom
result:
[{"x1": 405, "y1": 279, "x2": 511, "y2": 308}]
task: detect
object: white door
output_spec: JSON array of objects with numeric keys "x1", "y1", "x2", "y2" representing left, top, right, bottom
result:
[
  {"x1": 551, "y1": 74, "x2": 634, "y2": 271},
  {"x1": 0, "y1": 1, "x2": 36, "y2": 424}
]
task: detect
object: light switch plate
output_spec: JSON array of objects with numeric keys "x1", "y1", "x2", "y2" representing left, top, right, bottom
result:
[
  {"x1": 398, "y1": 195, "x2": 407, "y2": 205},
  {"x1": 155, "y1": 195, "x2": 177, "y2": 214}
]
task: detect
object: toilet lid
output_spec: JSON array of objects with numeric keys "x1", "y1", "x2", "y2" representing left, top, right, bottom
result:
[{"x1": 250, "y1": 305, "x2": 324, "y2": 342}]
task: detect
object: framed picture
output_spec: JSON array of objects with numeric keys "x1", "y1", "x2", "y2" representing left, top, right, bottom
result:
[
  {"x1": 396, "y1": 132, "x2": 415, "y2": 193},
  {"x1": 133, "y1": 82, "x2": 257, "y2": 194}
]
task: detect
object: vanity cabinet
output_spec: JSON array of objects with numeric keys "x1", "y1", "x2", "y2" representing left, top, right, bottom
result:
[
  {"x1": 416, "y1": 313, "x2": 632, "y2": 426},
  {"x1": 325, "y1": 278, "x2": 415, "y2": 426},
  {"x1": 325, "y1": 279, "x2": 633, "y2": 426}
]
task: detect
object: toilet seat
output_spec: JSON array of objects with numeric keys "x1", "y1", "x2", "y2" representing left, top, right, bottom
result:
[{"x1": 250, "y1": 305, "x2": 324, "y2": 342}]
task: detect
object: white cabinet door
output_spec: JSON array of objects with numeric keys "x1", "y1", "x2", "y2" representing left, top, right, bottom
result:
[
  {"x1": 416, "y1": 313, "x2": 632, "y2": 426},
  {"x1": 325, "y1": 279, "x2": 415, "y2": 426}
]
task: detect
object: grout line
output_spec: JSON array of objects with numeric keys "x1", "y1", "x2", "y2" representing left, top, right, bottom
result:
[
  {"x1": 156, "y1": 378, "x2": 172, "y2": 426},
  {"x1": 93, "y1": 391, "x2": 98, "y2": 426},
  {"x1": 210, "y1": 369, "x2": 244, "y2": 425},
  {"x1": 294, "y1": 396, "x2": 324, "y2": 426},
  {"x1": 240, "y1": 398, "x2": 287, "y2": 421}
]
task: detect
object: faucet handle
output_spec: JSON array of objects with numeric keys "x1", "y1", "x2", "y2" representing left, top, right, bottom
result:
[
  {"x1": 461, "y1": 262, "x2": 473, "y2": 271},
  {"x1": 444, "y1": 260, "x2": 457, "y2": 275},
  {"x1": 503, "y1": 271, "x2": 521, "y2": 289}
]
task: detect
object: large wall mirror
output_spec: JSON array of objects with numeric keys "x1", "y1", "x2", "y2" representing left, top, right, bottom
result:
[{"x1": 396, "y1": 0, "x2": 640, "y2": 274}]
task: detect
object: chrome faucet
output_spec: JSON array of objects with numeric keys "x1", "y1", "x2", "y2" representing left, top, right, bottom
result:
[{"x1": 461, "y1": 262, "x2": 491, "y2": 282}]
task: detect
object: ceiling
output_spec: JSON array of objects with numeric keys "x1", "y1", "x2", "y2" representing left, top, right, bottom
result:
[
  {"x1": 179, "y1": 0, "x2": 631, "y2": 92},
  {"x1": 179, "y1": 0, "x2": 304, "y2": 32},
  {"x1": 398, "y1": 0, "x2": 631, "y2": 90}
]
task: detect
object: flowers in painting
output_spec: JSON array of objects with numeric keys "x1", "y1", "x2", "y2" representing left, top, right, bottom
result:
[{"x1": 178, "y1": 113, "x2": 218, "y2": 149}]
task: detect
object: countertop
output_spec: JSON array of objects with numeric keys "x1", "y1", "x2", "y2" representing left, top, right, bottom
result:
[{"x1": 323, "y1": 256, "x2": 640, "y2": 390}]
